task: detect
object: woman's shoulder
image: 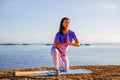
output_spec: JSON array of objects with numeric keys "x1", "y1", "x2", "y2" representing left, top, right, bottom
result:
[
  {"x1": 55, "y1": 32, "x2": 61, "y2": 36},
  {"x1": 69, "y1": 30, "x2": 75, "y2": 34}
]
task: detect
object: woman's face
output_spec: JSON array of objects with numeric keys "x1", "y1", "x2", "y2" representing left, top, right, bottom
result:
[{"x1": 62, "y1": 19, "x2": 70, "y2": 30}]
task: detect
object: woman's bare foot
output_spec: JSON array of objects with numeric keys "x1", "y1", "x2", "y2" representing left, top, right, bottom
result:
[{"x1": 56, "y1": 69, "x2": 60, "y2": 76}]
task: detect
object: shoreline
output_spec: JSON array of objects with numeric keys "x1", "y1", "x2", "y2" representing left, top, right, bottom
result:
[{"x1": 0, "y1": 65, "x2": 120, "y2": 80}]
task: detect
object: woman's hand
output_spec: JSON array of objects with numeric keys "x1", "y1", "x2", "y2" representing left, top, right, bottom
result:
[
  {"x1": 66, "y1": 35, "x2": 80, "y2": 47},
  {"x1": 66, "y1": 35, "x2": 70, "y2": 45},
  {"x1": 54, "y1": 35, "x2": 80, "y2": 47}
]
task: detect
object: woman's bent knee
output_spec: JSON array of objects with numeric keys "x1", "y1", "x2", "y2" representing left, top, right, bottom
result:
[{"x1": 50, "y1": 46, "x2": 60, "y2": 55}]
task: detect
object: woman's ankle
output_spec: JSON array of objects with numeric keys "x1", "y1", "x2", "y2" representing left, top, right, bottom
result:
[{"x1": 56, "y1": 69, "x2": 60, "y2": 76}]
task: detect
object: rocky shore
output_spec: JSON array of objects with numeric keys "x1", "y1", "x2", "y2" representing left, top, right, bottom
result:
[{"x1": 0, "y1": 65, "x2": 120, "y2": 80}]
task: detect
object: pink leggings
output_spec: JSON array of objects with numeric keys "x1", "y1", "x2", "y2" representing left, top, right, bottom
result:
[{"x1": 50, "y1": 46, "x2": 69, "y2": 71}]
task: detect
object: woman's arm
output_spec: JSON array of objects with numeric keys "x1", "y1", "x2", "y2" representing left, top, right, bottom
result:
[
  {"x1": 54, "y1": 35, "x2": 80, "y2": 47},
  {"x1": 66, "y1": 36, "x2": 80, "y2": 47},
  {"x1": 54, "y1": 38, "x2": 80, "y2": 47},
  {"x1": 68, "y1": 39, "x2": 80, "y2": 47}
]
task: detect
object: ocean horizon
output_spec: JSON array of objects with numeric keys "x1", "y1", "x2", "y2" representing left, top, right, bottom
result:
[{"x1": 0, "y1": 42, "x2": 120, "y2": 70}]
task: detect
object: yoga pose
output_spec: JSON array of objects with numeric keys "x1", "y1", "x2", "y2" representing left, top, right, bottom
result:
[{"x1": 50, "y1": 17, "x2": 80, "y2": 76}]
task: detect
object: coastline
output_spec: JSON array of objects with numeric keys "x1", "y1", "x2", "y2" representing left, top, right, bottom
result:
[{"x1": 0, "y1": 65, "x2": 120, "y2": 80}]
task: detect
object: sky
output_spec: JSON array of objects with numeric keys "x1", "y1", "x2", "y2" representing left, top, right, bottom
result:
[{"x1": 0, "y1": 0, "x2": 120, "y2": 43}]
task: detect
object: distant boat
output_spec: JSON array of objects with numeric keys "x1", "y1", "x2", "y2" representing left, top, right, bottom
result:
[
  {"x1": 46, "y1": 43, "x2": 53, "y2": 45},
  {"x1": 84, "y1": 44, "x2": 90, "y2": 46},
  {"x1": 22, "y1": 43, "x2": 29, "y2": 45}
]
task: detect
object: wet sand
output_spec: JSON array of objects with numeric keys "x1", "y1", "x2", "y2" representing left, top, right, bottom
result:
[{"x1": 0, "y1": 65, "x2": 120, "y2": 80}]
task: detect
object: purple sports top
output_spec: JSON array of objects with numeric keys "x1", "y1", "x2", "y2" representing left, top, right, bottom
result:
[{"x1": 54, "y1": 30, "x2": 77, "y2": 53}]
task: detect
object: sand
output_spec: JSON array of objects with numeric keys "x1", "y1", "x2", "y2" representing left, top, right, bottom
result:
[{"x1": 0, "y1": 65, "x2": 120, "y2": 80}]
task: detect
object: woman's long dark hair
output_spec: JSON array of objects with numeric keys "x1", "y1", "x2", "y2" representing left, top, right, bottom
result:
[{"x1": 59, "y1": 17, "x2": 70, "y2": 34}]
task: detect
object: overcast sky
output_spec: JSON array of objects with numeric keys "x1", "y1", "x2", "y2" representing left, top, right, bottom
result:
[{"x1": 0, "y1": 0, "x2": 120, "y2": 43}]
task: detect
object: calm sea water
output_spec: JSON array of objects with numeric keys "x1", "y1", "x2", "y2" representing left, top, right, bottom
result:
[{"x1": 0, "y1": 43, "x2": 120, "y2": 70}]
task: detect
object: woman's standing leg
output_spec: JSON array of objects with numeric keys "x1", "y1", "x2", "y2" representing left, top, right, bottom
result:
[
  {"x1": 61, "y1": 53, "x2": 69, "y2": 71},
  {"x1": 59, "y1": 57, "x2": 65, "y2": 70}
]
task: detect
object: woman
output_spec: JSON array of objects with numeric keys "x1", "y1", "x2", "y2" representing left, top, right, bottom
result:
[{"x1": 50, "y1": 17, "x2": 80, "y2": 76}]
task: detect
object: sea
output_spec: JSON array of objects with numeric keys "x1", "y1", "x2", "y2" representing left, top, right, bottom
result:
[{"x1": 0, "y1": 43, "x2": 120, "y2": 70}]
